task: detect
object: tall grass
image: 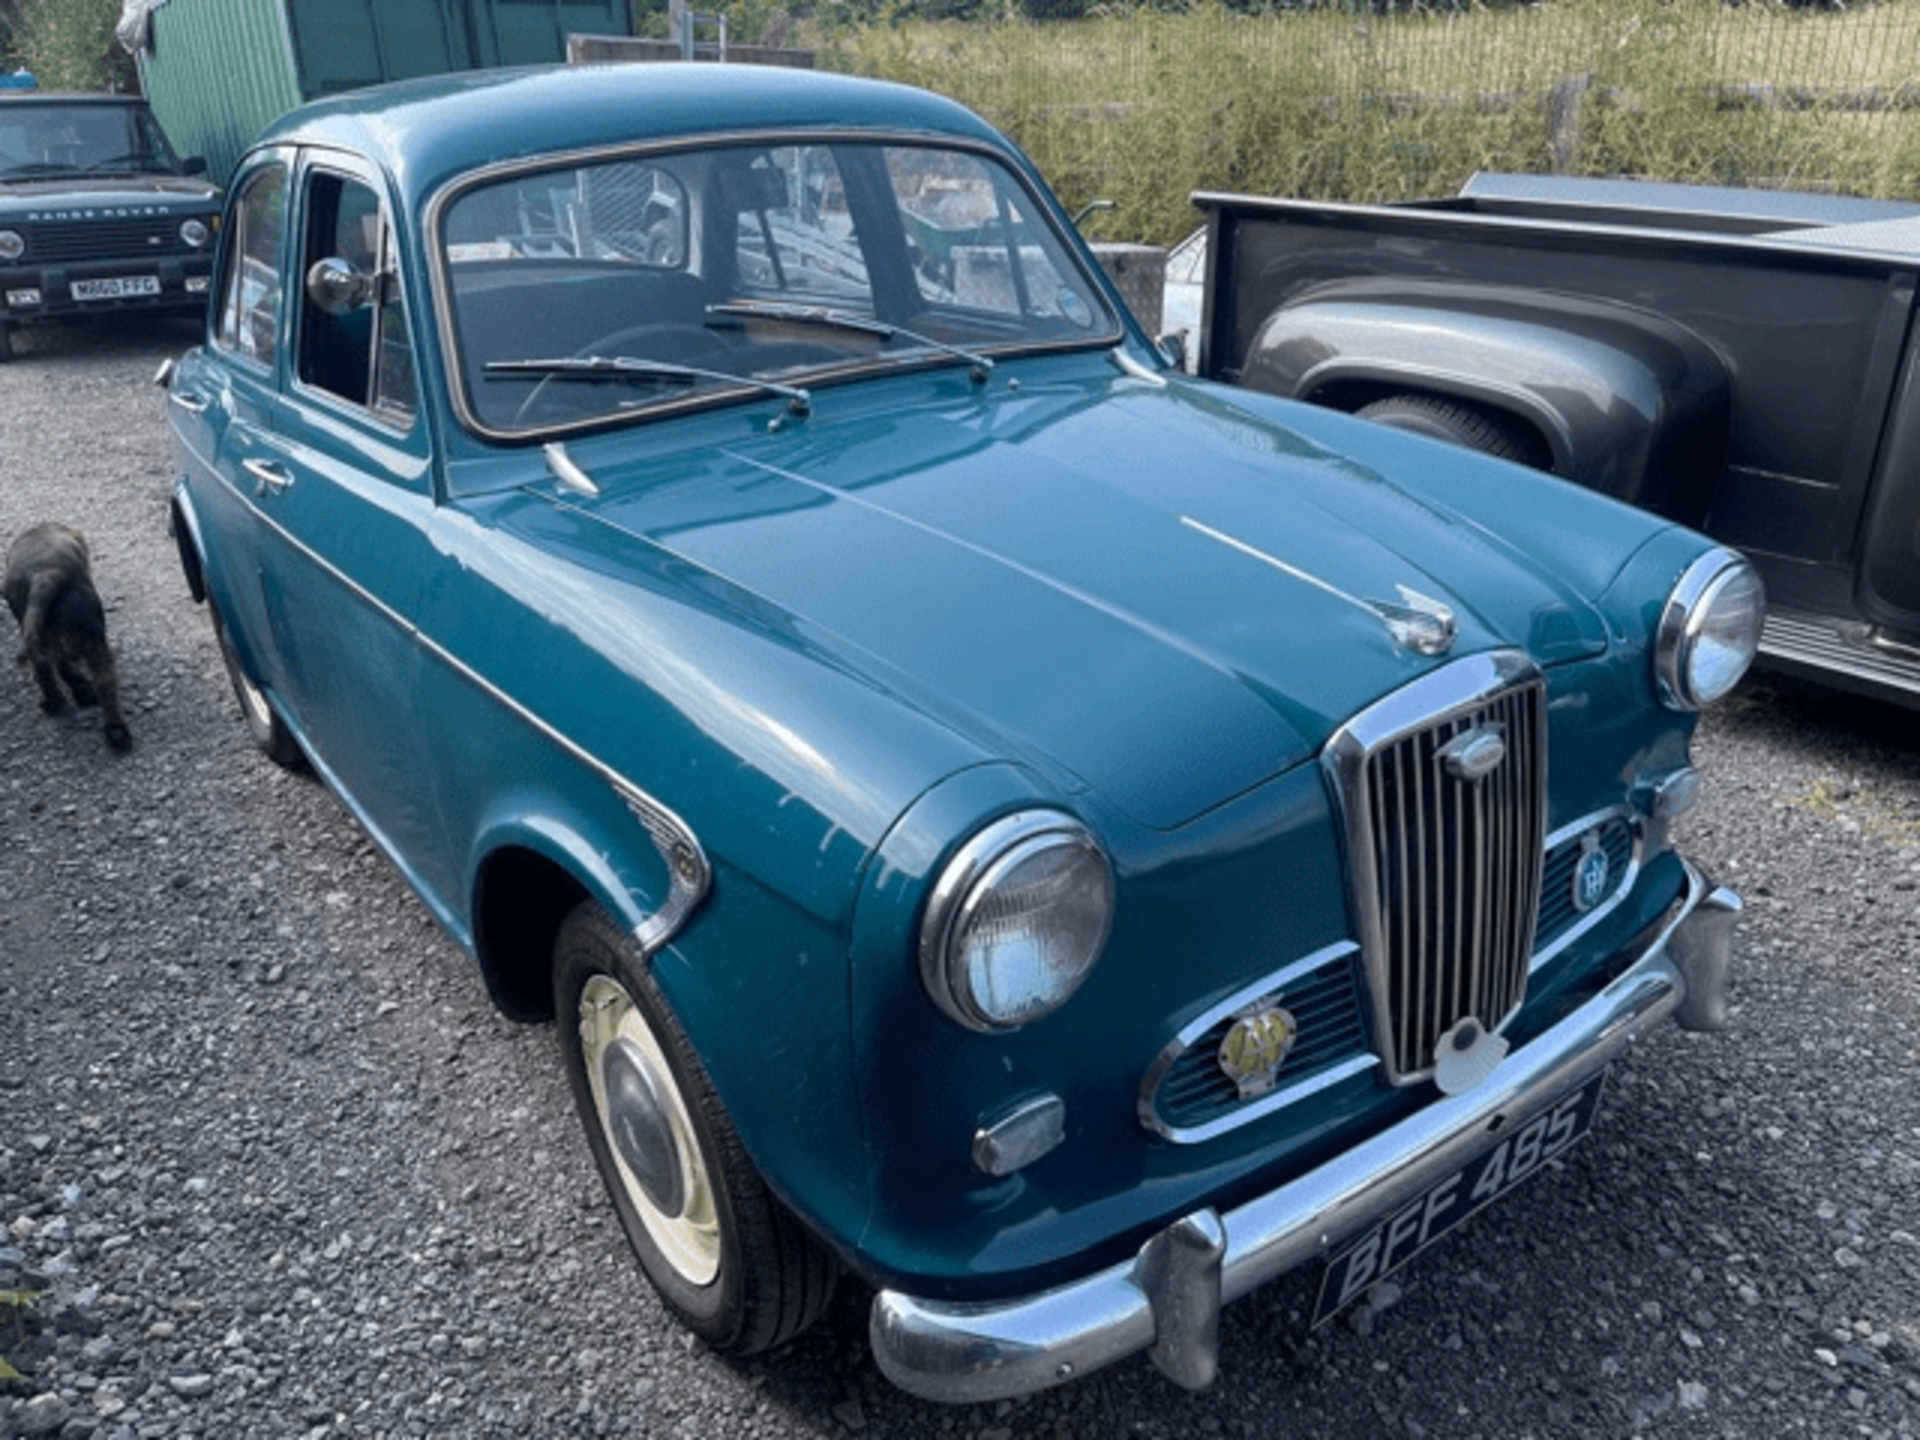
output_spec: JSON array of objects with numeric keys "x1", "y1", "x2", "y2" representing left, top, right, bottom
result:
[{"x1": 816, "y1": 0, "x2": 1920, "y2": 245}]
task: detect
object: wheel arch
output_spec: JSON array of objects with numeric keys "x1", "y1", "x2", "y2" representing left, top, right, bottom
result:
[
  {"x1": 1236, "y1": 282, "x2": 1732, "y2": 527},
  {"x1": 470, "y1": 837, "x2": 596, "y2": 1022}
]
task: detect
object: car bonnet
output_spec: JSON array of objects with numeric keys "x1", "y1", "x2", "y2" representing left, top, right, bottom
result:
[{"x1": 543, "y1": 372, "x2": 1615, "y2": 832}]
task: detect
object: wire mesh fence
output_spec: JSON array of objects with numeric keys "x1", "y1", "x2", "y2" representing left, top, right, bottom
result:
[{"x1": 824, "y1": 0, "x2": 1920, "y2": 244}]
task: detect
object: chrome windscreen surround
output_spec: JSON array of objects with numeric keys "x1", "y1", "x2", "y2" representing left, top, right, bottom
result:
[
  {"x1": 1139, "y1": 941, "x2": 1376, "y2": 1144},
  {"x1": 1322, "y1": 651, "x2": 1548, "y2": 1087}
]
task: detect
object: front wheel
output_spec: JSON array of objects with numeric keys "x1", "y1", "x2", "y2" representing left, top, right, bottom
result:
[
  {"x1": 208, "y1": 599, "x2": 303, "y2": 769},
  {"x1": 553, "y1": 901, "x2": 837, "y2": 1353}
]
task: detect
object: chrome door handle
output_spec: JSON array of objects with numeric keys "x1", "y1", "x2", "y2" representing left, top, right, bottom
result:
[
  {"x1": 168, "y1": 388, "x2": 210, "y2": 415},
  {"x1": 242, "y1": 458, "x2": 294, "y2": 497}
]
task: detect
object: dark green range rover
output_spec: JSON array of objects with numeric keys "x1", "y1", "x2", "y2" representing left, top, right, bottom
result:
[{"x1": 0, "y1": 88, "x2": 221, "y2": 358}]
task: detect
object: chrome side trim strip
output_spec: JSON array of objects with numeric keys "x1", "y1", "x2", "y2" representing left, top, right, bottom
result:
[{"x1": 190, "y1": 471, "x2": 709, "y2": 954}]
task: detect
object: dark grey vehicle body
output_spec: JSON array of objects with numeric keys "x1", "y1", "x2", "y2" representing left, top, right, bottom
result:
[{"x1": 1192, "y1": 173, "x2": 1920, "y2": 707}]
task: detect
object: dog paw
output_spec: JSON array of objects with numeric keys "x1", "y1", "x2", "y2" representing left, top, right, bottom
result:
[{"x1": 105, "y1": 722, "x2": 133, "y2": 752}]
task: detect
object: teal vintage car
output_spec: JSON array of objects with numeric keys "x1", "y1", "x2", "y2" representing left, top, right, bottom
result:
[{"x1": 160, "y1": 63, "x2": 1760, "y2": 1402}]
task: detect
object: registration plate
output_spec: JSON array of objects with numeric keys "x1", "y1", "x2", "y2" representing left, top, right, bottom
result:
[
  {"x1": 1313, "y1": 1070, "x2": 1607, "y2": 1324},
  {"x1": 71, "y1": 275, "x2": 161, "y2": 301}
]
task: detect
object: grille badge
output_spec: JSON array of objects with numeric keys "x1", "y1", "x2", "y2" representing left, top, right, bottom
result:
[
  {"x1": 1216, "y1": 1002, "x2": 1297, "y2": 1099},
  {"x1": 1571, "y1": 831, "x2": 1611, "y2": 912},
  {"x1": 1439, "y1": 724, "x2": 1507, "y2": 782}
]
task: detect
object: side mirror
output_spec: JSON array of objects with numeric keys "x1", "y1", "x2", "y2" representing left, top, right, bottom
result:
[
  {"x1": 1156, "y1": 331, "x2": 1188, "y2": 372},
  {"x1": 306, "y1": 256, "x2": 375, "y2": 316},
  {"x1": 1072, "y1": 199, "x2": 1116, "y2": 230},
  {"x1": 181, "y1": 155, "x2": 208, "y2": 176}
]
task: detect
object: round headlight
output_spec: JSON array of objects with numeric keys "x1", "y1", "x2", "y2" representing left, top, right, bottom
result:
[
  {"x1": 920, "y1": 811, "x2": 1114, "y2": 1032},
  {"x1": 180, "y1": 218, "x2": 210, "y2": 248},
  {"x1": 0, "y1": 230, "x2": 24, "y2": 261},
  {"x1": 1655, "y1": 548, "x2": 1765, "y2": 710}
]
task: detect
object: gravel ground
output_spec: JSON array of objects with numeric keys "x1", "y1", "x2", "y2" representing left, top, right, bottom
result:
[{"x1": 1, "y1": 317, "x2": 1917, "y2": 1440}]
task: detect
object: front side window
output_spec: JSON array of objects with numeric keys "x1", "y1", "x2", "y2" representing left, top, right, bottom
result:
[
  {"x1": 438, "y1": 138, "x2": 1118, "y2": 436},
  {"x1": 296, "y1": 169, "x2": 416, "y2": 424},
  {"x1": 215, "y1": 161, "x2": 288, "y2": 365}
]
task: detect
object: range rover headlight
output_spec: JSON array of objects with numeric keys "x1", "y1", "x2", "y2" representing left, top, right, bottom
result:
[
  {"x1": 920, "y1": 811, "x2": 1114, "y2": 1032},
  {"x1": 1655, "y1": 548, "x2": 1765, "y2": 710},
  {"x1": 0, "y1": 230, "x2": 23, "y2": 261},
  {"x1": 179, "y1": 218, "x2": 210, "y2": 248}
]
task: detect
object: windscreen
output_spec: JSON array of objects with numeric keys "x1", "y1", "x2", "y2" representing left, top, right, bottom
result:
[{"x1": 439, "y1": 138, "x2": 1120, "y2": 435}]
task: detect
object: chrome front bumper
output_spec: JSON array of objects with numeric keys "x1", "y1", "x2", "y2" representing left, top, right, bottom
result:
[{"x1": 871, "y1": 859, "x2": 1741, "y2": 1404}]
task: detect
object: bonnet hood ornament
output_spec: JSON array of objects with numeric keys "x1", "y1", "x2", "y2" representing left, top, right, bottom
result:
[{"x1": 1367, "y1": 586, "x2": 1458, "y2": 657}]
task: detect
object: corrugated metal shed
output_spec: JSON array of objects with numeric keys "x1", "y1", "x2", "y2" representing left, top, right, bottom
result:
[{"x1": 133, "y1": 0, "x2": 633, "y2": 181}]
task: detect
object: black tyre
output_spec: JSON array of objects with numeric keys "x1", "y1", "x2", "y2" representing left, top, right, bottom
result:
[
  {"x1": 1355, "y1": 392, "x2": 1549, "y2": 470},
  {"x1": 553, "y1": 901, "x2": 837, "y2": 1354},
  {"x1": 208, "y1": 600, "x2": 304, "y2": 769}
]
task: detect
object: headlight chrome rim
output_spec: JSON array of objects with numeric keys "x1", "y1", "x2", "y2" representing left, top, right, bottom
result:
[
  {"x1": 0, "y1": 229, "x2": 23, "y2": 261},
  {"x1": 920, "y1": 810, "x2": 1114, "y2": 1033},
  {"x1": 1656, "y1": 547, "x2": 1765, "y2": 710},
  {"x1": 179, "y1": 218, "x2": 210, "y2": 249}
]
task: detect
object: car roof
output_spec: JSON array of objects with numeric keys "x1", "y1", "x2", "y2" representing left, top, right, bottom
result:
[{"x1": 252, "y1": 63, "x2": 1008, "y2": 203}]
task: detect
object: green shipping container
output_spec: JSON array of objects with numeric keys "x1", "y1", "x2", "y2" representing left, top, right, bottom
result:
[{"x1": 134, "y1": 0, "x2": 634, "y2": 181}]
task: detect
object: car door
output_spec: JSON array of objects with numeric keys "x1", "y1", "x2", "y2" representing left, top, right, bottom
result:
[
  {"x1": 170, "y1": 149, "x2": 295, "y2": 686},
  {"x1": 249, "y1": 152, "x2": 459, "y2": 904}
]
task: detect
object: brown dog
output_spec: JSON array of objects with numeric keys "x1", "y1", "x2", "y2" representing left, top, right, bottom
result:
[{"x1": 5, "y1": 523, "x2": 132, "y2": 750}]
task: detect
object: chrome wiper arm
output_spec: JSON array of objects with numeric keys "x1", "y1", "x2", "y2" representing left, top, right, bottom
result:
[
  {"x1": 484, "y1": 354, "x2": 811, "y2": 415},
  {"x1": 705, "y1": 302, "x2": 994, "y2": 384}
]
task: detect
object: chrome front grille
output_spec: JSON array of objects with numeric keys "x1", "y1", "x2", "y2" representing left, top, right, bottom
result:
[{"x1": 1325, "y1": 652, "x2": 1547, "y2": 1086}]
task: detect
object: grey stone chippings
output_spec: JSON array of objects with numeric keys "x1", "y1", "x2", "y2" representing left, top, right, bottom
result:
[{"x1": 4, "y1": 320, "x2": 1920, "y2": 1440}]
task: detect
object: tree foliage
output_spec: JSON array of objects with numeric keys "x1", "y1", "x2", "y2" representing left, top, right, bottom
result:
[{"x1": 4, "y1": 0, "x2": 134, "y2": 90}]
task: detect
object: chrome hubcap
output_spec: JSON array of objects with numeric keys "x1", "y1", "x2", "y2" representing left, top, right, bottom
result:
[{"x1": 579, "y1": 974, "x2": 721, "y2": 1285}]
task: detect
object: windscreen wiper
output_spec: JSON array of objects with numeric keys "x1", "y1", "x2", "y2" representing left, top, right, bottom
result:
[
  {"x1": 484, "y1": 354, "x2": 811, "y2": 415},
  {"x1": 705, "y1": 301, "x2": 994, "y2": 385}
]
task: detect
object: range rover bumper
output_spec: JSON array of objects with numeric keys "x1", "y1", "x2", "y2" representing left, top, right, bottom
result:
[
  {"x1": 870, "y1": 857, "x2": 1740, "y2": 1404},
  {"x1": 1, "y1": 260, "x2": 211, "y2": 321}
]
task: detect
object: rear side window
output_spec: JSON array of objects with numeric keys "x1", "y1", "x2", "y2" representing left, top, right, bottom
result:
[{"x1": 215, "y1": 162, "x2": 288, "y2": 365}]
